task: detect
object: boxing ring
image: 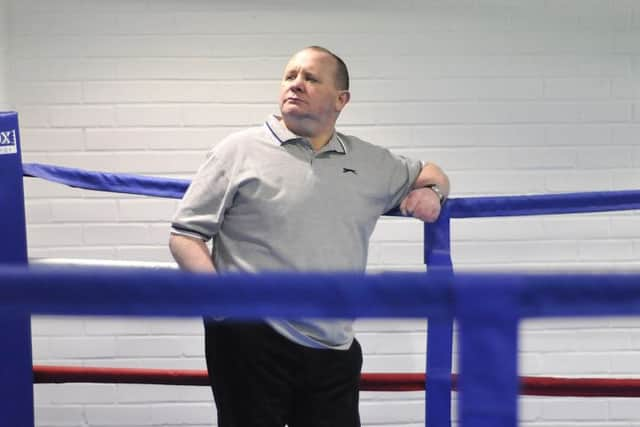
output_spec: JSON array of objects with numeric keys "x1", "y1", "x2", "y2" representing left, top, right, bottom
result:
[{"x1": 4, "y1": 110, "x2": 640, "y2": 427}]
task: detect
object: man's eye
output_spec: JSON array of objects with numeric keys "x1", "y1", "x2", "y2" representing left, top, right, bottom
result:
[
  {"x1": 307, "y1": 76, "x2": 318, "y2": 82},
  {"x1": 285, "y1": 75, "x2": 295, "y2": 81}
]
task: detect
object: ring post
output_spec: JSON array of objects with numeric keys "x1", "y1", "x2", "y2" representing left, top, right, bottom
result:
[
  {"x1": 0, "y1": 111, "x2": 34, "y2": 427},
  {"x1": 424, "y1": 205, "x2": 454, "y2": 427},
  {"x1": 456, "y1": 282, "x2": 519, "y2": 427}
]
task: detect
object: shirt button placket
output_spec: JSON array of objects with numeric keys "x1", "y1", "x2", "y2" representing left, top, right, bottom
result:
[{"x1": 306, "y1": 141, "x2": 314, "y2": 165}]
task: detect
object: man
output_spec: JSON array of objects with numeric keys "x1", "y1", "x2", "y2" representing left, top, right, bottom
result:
[{"x1": 169, "y1": 46, "x2": 450, "y2": 427}]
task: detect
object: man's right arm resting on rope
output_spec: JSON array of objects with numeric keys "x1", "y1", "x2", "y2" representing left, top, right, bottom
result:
[{"x1": 169, "y1": 234, "x2": 215, "y2": 273}]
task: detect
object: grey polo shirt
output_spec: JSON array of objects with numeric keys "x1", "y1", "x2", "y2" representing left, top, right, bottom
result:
[{"x1": 171, "y1": 114, "x2": 422, "y2": 349}]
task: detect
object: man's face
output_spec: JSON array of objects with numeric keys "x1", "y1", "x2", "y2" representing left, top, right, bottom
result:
[{"x1": 279, "y1": 49, "x2": 349, "y2": 136}]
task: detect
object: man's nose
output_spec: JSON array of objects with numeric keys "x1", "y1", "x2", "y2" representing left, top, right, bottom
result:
[{"x1": 289, "y1": 76, "x2": 304, "y2": 92}]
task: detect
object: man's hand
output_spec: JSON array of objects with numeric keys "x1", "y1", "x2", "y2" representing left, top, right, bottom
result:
[
  {"x1": 169, "y1": 234, "x2": 216, "y2": 273},
  {"x1": 399, "y1": 187, "x2": 442, "y2": 222}
]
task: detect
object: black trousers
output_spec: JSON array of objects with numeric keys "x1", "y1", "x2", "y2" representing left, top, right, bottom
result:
[{"x1": 204, "y1": 320, "x2": 362, "y2": 427}]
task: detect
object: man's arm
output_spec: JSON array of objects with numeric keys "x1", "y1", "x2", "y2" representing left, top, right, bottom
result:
[
  {"x1": 411, "y1": 162, "x2": 450, "y2": 194},
  {"x1": 399, "y1": 162, "x2": 450, "y2": 223},
  {"x1": 169, "y1": 234, "x2": 216, "y2": 273}
]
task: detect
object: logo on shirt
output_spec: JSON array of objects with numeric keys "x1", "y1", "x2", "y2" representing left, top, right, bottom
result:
[
  {"x1": 342, "y1": 167, "x2": 357, "y2": 175},
  {"x1": 0, "y1": 129, "x2": 17, "y2": 155}
]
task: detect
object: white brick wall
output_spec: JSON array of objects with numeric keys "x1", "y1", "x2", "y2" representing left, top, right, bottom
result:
[
  {"x1": 5, "y1": 0, "x2": 640, "y2": 425},
  {"x1": 0, "y1": 0, "x2": 9, "y2": 110}
]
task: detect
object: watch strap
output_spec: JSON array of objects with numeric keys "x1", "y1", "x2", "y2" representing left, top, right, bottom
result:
[{"x1": 425, "y1": 184, "x2": 446, "y2": 205}]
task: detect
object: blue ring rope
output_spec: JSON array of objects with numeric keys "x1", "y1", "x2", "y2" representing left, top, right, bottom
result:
[
  {"x1": 23, "y1": 162, "x2": 640, "y2": 217},
  {"x1": 22, "y1": 163, "x2": 189, "y2": 199},
  {"x1": 3, "y1": 267, "x2": 640, "y2": 319}
]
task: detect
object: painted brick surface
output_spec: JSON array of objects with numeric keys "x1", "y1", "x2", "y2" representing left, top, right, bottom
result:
[
  {"x1": 0, "y1": 0, "x2": 8, "y2": 110},
  {"x1": 5, "y1": 0, "x2": 640, "y2": 426}
]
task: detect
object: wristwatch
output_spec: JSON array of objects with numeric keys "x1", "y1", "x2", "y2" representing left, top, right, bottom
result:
[{"x1": 425, "y1": 184, "x2": 446, "y2": 205}]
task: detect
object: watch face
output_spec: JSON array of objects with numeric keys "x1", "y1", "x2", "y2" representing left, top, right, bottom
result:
[{"x1": 427, "y1": 185, "x2": 445, "y2": 204}]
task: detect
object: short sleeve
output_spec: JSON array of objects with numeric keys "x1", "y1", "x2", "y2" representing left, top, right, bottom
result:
[
  {"x1": 382, "y1": 152, "x2": 423, "y2": 213},
  {"x1": 171, "y1": 146, "x2": 239, "y2": 241}
]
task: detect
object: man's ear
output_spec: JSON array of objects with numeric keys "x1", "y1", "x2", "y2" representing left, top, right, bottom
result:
[{"x1": 336, "y1": 91, "x2": 351, "y2": 112}]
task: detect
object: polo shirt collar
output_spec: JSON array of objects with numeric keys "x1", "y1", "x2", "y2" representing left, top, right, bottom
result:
[{"x1": 264, "y1": 114, "x2": 347, "y2": 154}]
